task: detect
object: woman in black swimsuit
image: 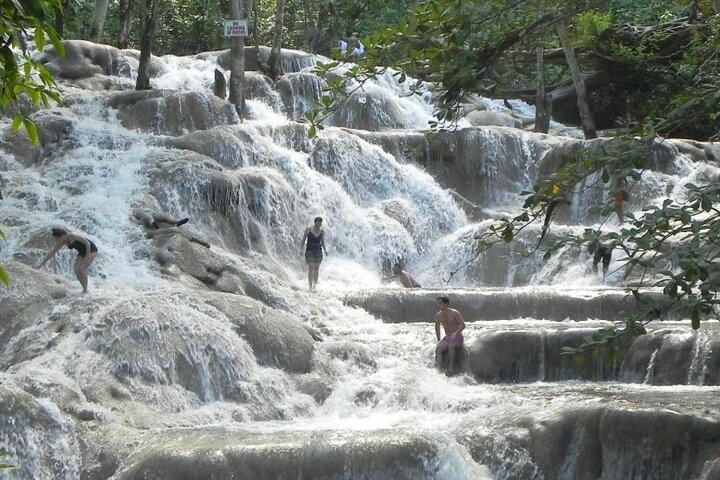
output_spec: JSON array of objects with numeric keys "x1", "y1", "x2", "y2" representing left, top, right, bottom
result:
[
  {"x1": 300, "y1": 217, "x2": 327, "y2": 291},
  {"x1": 36, "y1": 227, "x2": 98, "y2": 294}
]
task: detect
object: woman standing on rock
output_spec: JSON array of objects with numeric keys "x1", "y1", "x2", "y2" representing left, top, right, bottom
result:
[
  {"x1": 300, "y1": 217, "x2": 327, "y2": 291},
  {"x1": 36, "y1": 227, "x2": 98, "y2": 294}
]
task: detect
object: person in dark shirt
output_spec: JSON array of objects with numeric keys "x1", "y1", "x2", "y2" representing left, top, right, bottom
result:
[
  {"x1": 36, "y1": 227, "x2": 98, "y2": 294},
  {"x1": 592, "y1": 244, "x2": 613, "y2": 277},
  {"x1": 300, "y1": 217, "x2": 327, "y2": 291}
]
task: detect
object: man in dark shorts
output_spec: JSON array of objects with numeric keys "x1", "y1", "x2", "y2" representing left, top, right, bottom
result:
[
  {"x1": 434, "y1": 296, "x2": 466, "y2": 372},
  {"x1": 593, "y1": 244, "x2": 612, "y2": 277}
]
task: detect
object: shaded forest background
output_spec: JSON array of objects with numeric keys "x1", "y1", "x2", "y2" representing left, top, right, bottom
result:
[{"x1": 48, "y1": 0, "x2": 720, "y2": 140}]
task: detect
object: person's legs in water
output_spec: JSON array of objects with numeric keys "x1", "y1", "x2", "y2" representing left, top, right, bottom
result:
[
  {"x1": 153, "y1": 213, "x2": 189, "y2": 228},
  {"x1": 312, "y1": 258, "x2": 322, "y2": 289},
  {"x1": 74, "y1": 251, "x2": 97, "y2": 294},
  {"x1": 602, "y1": 249, "x2": 612, "y2": 277},
  {"x1": 435, "y1": 337, "x2": 449, "y2": 369},
  {"x1": 305, "y1": 250, "x2": 322, "y2": 290}
]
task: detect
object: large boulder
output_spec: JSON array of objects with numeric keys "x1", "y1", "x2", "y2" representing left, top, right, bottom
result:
[
  {"x1": 34, "y1": 40, "x2": 165, "y2": 87},
  {"x1": 112, "y1": 429, "x2": 451, "y2": 480},
  {"x1": 465, "y1": 110, "x2": 523, "y2": 128},
  {"x1": 0, "y1": 262, "x2": 69, "y2": 354},
  {"x1": 107, "y1": 90, "x2": 239, "y2": 135}
]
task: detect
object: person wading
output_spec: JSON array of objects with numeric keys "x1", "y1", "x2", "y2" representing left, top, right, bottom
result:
[
  {"x1": 300, "y1": 216, "x2": 327, "y2": 291},
  {"x1": 36, "y1": 227, "x2": 99, "y2": 294}
]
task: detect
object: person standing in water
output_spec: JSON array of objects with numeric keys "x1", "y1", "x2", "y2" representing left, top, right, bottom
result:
[
  {"x1": 592, "y1": 243, "x2": 613, "y2": 278},
  {"x1": 434, "y1": 296, "x2": 466, "y2": 373},
  {"x1": 300, "y1": 217, "x2": 327, "y2": 291},
  {"x1": 36, "y1": 227, "x2": 98, "y2": 294}
]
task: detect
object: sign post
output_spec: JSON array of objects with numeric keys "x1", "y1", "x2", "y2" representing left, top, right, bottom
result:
[{"x1": 224, "y1": 20, "x2": 248, "y2": 37}]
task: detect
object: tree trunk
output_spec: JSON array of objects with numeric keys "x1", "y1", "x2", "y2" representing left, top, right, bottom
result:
[
  {"x1": 54, "y1": 0, "x2": 66, "y2": 37},
  {"x1": 535, "y1": 41, "x2": 552, "y2": 134},
  {"x1": 268, "y1": 0, "x2": 286, "y2": 80},
  {"x1": 714, "y1": 0, "x2": 720, "y2": 14},
  {"x1": 88, "y1": 0, "x2": 110, "y2": 42},
  {"x1": 252, "y1": 0, "x2": 260, "y2": 51},
  {"x1": 557, "y1": 20, "x2": 597, "y2": 139},
  {"x1": 117, "y1": 0, "x2": 135, "y2": 49},
  {"x1": 136, "y1": 0, "x2": 159, "y2": 90},
  {"x1": 228, "y1": 0, "x2": 246, "y2": 118}
]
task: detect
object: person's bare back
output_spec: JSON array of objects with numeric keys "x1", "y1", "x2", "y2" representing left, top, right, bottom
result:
[
  {"x1": 436, "y1": 308, "x2": 463, "y2": 336},
  {"x1": 434, "y1": 296, "x2": 466, "y2": 372}
]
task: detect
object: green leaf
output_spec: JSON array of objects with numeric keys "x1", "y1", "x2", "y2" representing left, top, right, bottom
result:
[
  {"x1": 0, "y1": 266, "x2": 8, "y2": 287},
  {"x1": 11, "y1": 115, "x2": 22, "y2": 131},
  {"x1": 35, "y1": 27, "x2": 45, "y2": 51},
  {"x1": 308, "y1": 125, "x2": 317, "y2": 138},
  {"x1": 23, "y1": 118, "x2": 39, "y2": 145}
]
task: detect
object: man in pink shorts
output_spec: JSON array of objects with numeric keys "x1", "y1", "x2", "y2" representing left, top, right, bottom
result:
[{"x1": 434, "y1": 296, "x2": 466, "y2": 372}]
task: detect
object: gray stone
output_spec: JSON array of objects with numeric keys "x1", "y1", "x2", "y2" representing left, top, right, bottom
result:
[
  {"x1": 465, "y1": 110, "x2": 523, "y2": 128},
  {"x1": 107, "y1": 90, "x2": 239, "y2": 136},
  {"x1": 113, "y1": 429, "x2": 443, "y2": 480}
]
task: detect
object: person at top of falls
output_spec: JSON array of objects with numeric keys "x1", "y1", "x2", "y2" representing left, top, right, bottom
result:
[
  {"x1": 385, "y1": 263, "x2": 422, "y2": 288},
  {"x1": 339, "y1": 32, "x2": 364, "y2": 58},
  {"x1": 592, "y1": 243, "x2": 613, "y2": 278},
  {"x1": 35, "y1": 227, "x2": 98, "y2": 294},
  {"x1": 300, "y1": 216, "x2": 327, "y2": 291},
  {"x1": 434, "y1": 296, "x2": 466, "y2": 373},
  {"x1": 613, "y1": 177, "x2": 626, "y2": 224},
  {"x1": 131, "y1": 207, "x2": 189, "y2": 230}
]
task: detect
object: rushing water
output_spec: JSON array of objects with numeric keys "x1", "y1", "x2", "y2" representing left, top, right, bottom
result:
[{"x1": 1, "y1": 46, "x2": 719, "y2": 479}]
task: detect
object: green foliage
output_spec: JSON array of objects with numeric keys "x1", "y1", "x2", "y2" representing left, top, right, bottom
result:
[
  {"x1": 0, "y1": 0, "x2": 63, "y2": 141},
  {"x1": 0, "y1": 228, "x2": 7, "y2": 287},
  {"x1": 574, "y1": 11, "x2": 612, "y2": 49}
]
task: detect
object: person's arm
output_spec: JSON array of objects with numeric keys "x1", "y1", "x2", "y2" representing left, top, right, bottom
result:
[
  {"x1": 454, "y1": 310, "x2": 466, "y2": 334},
  {"x1": 300, "y1": 228, "x2": 309, "y2": 253},
  {"x1": 37, "y1": 242, "x2": 63, "y2": 268},
  {"x1": 321, "y1": 229, "x2": 327, "y2": 255},
  {"x1": 434, "y1": 315, "x2": 441, "y2": 341}
]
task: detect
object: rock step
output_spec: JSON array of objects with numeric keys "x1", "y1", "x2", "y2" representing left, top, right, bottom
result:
[{"x1": 342, "y1": 288, "x2": 667, "y2": 323}]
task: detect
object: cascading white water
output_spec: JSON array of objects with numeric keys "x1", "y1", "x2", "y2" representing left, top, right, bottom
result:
[{"x1": 1, "y1": 46, "x2": 719, "y2": 480}]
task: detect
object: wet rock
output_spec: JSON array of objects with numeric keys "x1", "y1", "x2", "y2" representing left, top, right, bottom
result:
[
  {"x1": 276, "y1": 72, "x2": 325, "y2": 120},
  {"x1": 201, "y1": 46, "x2": 316, "y2": 74},
  {"x1": 107, "y1": 90, "x2": 239, "y2": 136},
  {"x1": 206, "y1": 295, "x2": 314, "y2": 373},
  {"x1": 341, "y1": 288, "x2": 640, "y2": 323},
  {"x1": 0, "y1": 385, "x2": 81, "y2": 479},
  {"x1": 291, "y1": 372, "x2": 332, "y2": 403},
  {"x1": 329, "y1": 85, "x2": 411, "y2": 130},
  {"x1": 1, "y1": 111, "x2": 76, "y2": 167},
  {"x1": 599, "y1": 408, "x2": 720, "y2": 480},
  {"x1": 468, "y1": 331, "x2": 544, "y2": 383},
  {"x1": 113, "y1": 429, "x2": 444, "y2": 480},
  {"x1": 35, "y1": 40, "x2": 165, "y2": 86},
  {"x1": 0, "y1": 261, "x2": 69, "y2": 354},
  {"x1": 465, "y1": 110, "x2": 523, "y2": 128}
]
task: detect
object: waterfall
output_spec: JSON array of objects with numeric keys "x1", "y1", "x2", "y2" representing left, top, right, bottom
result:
[{"x1": 1, "y1": 41, "x2": 719, "y2": 479}]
